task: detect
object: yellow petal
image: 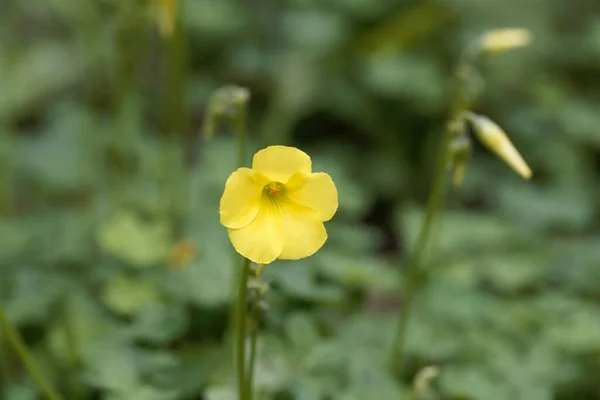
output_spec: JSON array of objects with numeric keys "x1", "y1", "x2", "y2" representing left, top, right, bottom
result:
[
  {"x1": 220, "y1": 168, "x2": 262, "y2": 229},
  {"x1": 228, "y1": 208, "x2": 284, "y2": 264},
  {"x1": 278, "y1": 203, "x2": 327, "y2": 260},
  {"x1": 287, "y1": 172, "x2": 338, "y2": 222},
  {"x1": 252, "y1": 146, "x2": 312, "y2": 183}
]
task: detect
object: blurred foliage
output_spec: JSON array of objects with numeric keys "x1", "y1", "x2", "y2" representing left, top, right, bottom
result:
[{"x1": 1, "y1": 0, "x2": 600, "y2": 399}]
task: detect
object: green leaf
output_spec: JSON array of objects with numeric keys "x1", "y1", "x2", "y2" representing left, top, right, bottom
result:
[
  {"x1": 96, "y1": 211, "x2": 173, "y2": 268},
  {"x1": 130, "y1": 302, "x2": 188, "y2": 344},
  {"x1": 399, "y1": 208, "x2": 530, "y2": 258},
  {"x1": 83, "y1": 344, "x2": 140, "y2": 393},
  {"x1": 315, "y1": 250, "x2": 400, "y2": 291},
  {"x1": 102, "y1": 274, "x2": 162, "y2": 316}
]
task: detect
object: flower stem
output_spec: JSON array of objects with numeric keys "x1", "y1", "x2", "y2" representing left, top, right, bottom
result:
[
  {"x1": 62, "y1": 295, "x2": 82, "y2": 400},
  {"x1": 389, "y1": 44, "x2": 483, "y2": 375},
  {"x1": 0, "y1": 333, "x2": 9, "y2": 390},
  {"x1": 244, "y1": 319, "x2": 258, "y2": 400},
  {"x1": 389, "y1": 130, "x2": 451, "y2": 372},
  {"x1": 0, "y1": 304, "x2": 63, "y2": 400},
  {"x1": 235, "y1": 258, "x2": 251, "y2": 400}
]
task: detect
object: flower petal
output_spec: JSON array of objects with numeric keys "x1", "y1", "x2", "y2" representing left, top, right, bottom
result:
[
  {"x1": 252, "y1": 145, "x2": 312, "y2": 183},
  {"x1": 220, "y1": 168, "x2": 262, "y2": 229},
  {"x1": 228, "y1": 208, "x2": 284, "y2": 264},
  {"x1": 287, "y1": 172, "x2": 338, "y2": 222},
  {"x1": 278, "y1": 203, "x2": 327, "y2": 260}
]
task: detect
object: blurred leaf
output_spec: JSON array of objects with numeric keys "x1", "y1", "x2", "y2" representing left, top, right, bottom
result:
[
  {"x1": 83, "y1": 344, "x2": 140, "y2": 393},
  {"x1": 205, "y1": 386, "x2": 236, "y2": 400},
  {"x1": 283, "y1": 10, "x2": 349, "y2": 54},
  {"x1": 0, "y1": 43, "x2": 81, "y2": 119},
  {"x1": 4, "y1": 269, "x2": 69, "y2": 324},
  {"x1": 17, "y1": 104, "x2": 97, "y2": 191},
  {"x1": 103, "y1": 274, "x2": 162, "y2": 316},
  {"x1": 182, "y1": 0, "x2": 245, "y2": 37},
  {"x1": 130, "y1": 302, "x2": 188, "y2": 344},
  {"x1": 360, "y1": 53, "x2": 445, "y2": 112},
  {"x1": 400, "y1": 208, "x2": 531, "y2": 258},
  {"x1": 315, "y1": 250, "x2": 400, "y2": 291},
  {"x1": 97, "y1": 211, "x2": 173, "y2": 267}
]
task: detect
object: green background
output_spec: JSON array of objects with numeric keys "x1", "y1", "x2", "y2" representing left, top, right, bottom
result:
[{"x1": 1, "y1": 0, "x2": 599, "y2": 399}]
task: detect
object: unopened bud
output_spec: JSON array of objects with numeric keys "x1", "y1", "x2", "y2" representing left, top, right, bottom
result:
[
  {"x1": 467, "y1": 113, "x2": 532, "y2": 180},
  {"x1": 479, "y1": 28, "x2": 532, "y2": 54},
  {"x1": 414, "y1": 365, "x2": 440, "y2": 399},
  {"x1": 155, "y1": 0, "x2": 178, "y2": 38},
  {"x1": 202, "y1": 85, "x2": 250, "y2": 139}
]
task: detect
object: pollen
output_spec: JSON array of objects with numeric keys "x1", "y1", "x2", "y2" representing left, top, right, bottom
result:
[{"x1": 263, "y1": 182, "x2": 284, "y2": 197}]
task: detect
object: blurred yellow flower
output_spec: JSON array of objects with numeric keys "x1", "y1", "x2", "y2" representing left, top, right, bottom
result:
[
  {"x1": 479, "y1": 28, "x2": 532, "y2": 54},
  {"x1": 220, "y1": 146, "x2": 338, "y2": 265}
]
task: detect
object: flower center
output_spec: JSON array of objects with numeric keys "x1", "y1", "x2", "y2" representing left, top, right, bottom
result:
[{"x1": 263, "y1": 181, "x2": 285, "y2": 198}]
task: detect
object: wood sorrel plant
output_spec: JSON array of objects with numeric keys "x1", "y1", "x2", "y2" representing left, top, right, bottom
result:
[
  {"x1": 208, "y1": 85, "x2": 339, "y2": 399},
  {"x1": 389, "y1": 28, "x2": 533, "y2": 375}
]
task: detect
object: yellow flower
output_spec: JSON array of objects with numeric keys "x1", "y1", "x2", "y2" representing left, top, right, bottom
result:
[{"x1": 220, "y1": 146, "x2": 338, "y2": 264}]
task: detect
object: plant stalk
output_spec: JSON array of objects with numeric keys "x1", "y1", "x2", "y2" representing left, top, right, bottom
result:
[
  {"x1": 235, "y1": 258, "x2": 251, "y2": 400},
  {"x1": 390, "y1": 46, "x2": 481, "y2": 374},
  {"x1": 389, "y1": 130, "x2": 451, "y2": 371},
  {"x1": 0, "y1": 304, "x2": 63, "y2": 400},
  {"x1": 245, "y1": 318, "x2": 258, "y2": 400}
]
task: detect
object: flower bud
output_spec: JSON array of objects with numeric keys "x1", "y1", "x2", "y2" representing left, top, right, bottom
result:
[
  {"x1": 202, "y1": 85, "x2": 250, "y2": 139},
  {"x1": 467, "y1": 113, "x2": 532, "y2": 180},
  {"x1": 155, "y1": 0, "x2": 178, "y2": 38},
  {"x1": 414, "y1": 365, "x2": 440, "y2": 399},
  {"x1": 479, "y1": 28, "x2": 532, "y2": 54}
]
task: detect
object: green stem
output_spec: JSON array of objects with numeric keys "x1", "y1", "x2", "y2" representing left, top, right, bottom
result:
[
  {"x1": 62, "y1": 296, "x2": 82, "y2": 400},
  {"x1": 235, "y1": 258, "x2": 251, "y2": 400},
  {"x1": 389, "y1": 45, "x2": 482, "y2": 374},
  {"x1": 244, "y1": 320, "x2": 258, "y2": 400},
  {"x1": 226, "y1": 87, "x2": 249, "y2": 379},
  {"x1": 0, "y1": 304, "x2": 63, "y2": 400},
  {"x1": 389, "y1": 130, "x2": 451, "y2": 372},
  {"x1": 0, "y1": 332, "x2": 9, "y2": 391}
]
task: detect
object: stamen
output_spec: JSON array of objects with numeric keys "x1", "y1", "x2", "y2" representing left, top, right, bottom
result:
[{"x1": 263, "y1": 182, "x2": 284, "y2": 198}]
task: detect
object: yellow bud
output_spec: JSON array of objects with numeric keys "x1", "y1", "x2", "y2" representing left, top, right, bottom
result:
[
  {"x1": 155, "y1": 0, "x2": 178, "y2": 38},
  {"x1": 479, "y1": 28, "x2": 532, "y2": 54},
  {"x1": 467, "y1": 113, "x2": 532, "y2": 180}
]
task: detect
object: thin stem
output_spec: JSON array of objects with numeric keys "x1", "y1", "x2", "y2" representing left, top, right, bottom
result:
[
  {"x1": 0, "y1": 304, "x2": 63, "y2": 400},
  {"x1": 223, "y1": 88, "x2": 250, "y2": 394},
  {"x1": 235, "y1": 258, "x2": 251, "y2": 400},
  {"x1": 389, "y1": 45, "x2": 482, "y2": 374},
  {"x1": 0, "y1": 333, "x2": 9, "y2": 390},
  {"x1": 389, "y1": 131, "x2": 451, "y2": 371},
  {"x1": 245, "y1": 321, "x2": 258, "y2": 400},
  {"x1": 62, "y1": 296, "x2": 82, "y2": 400}
]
